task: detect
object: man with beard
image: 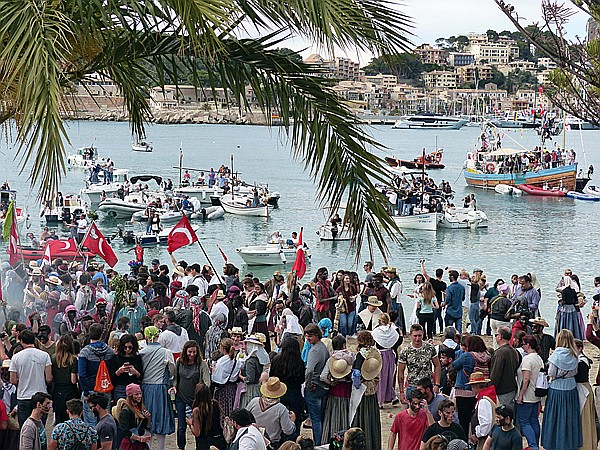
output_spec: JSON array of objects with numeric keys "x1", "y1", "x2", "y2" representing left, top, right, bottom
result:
[
  {"x1": 372, "y1": 273, "x2": 391, "y2": 314},
  {"x1": 115, "y1": 295, "x2": 146, "y2": 335},
  {"x1": 387, "y1": 390, "x2": 434, "y2": 450},
  {"x1": 91, "y1": 298, "x2": 110, "y2": 330},
  {"x1": 157, "y1": 310, "x2": 189, "y2": 360},
  {"x1": 529, "y1": 317, "x2": 555, "y2": 364},
  {"x1": 88, "y1": 393, "x2": 117, "y2": 450},
  {"x1": 385, "y1": 267, "x2": 405, "y2": 334}
]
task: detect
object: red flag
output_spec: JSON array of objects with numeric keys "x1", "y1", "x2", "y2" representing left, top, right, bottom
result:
[
  {"x1": 83, "y1": 222, "x2": 118, "y2": 267},
  {"x1": 8, "y1": 209, "x2": 18, "y2": 266},
  {"x1": 43, "y1": 238, "x2": 78, "y2": 266},
  {"x1": 217, "y1": 244, "x2": 228, "y2": 263},
  {"x1": 167, "y1": 215, "x2": 198, "y2": 253},
  {"x1": 292, "y1": 228, "x2": 306, "y2": 279}
]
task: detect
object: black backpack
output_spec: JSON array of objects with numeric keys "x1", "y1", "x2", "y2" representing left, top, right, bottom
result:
[{"x1": 66, "y1": 421, "x2": 91, "y2": 450}]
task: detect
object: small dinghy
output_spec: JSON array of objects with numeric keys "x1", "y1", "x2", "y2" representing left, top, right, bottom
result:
[
  {"x1": 519, "y1": 184, "x2": 566, "y2": 197},
  {"x1": 583, "y1": 185, "x2": 600, "y2": 197},
  {"x1": 494, "y1": 184, "x2": 522, "y2": 196},
  {"x1": 566, "y1": 191, "x2": 600, "y2": 201}
]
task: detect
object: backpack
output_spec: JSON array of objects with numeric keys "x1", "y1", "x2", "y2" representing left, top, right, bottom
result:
[{"x1": 94, "y1": 358, "x2": 114, "y2": 393}]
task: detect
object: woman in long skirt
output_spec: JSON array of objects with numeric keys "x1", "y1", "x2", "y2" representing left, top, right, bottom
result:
[
  {"x1": 238, "y1": 335, "x2": 269, "y2": 409},
  {"x1": 555, "y1": 276, "x2": 584, "y2": 339},
  {"x1": 139, "y1": 326, "x2": 176, "y2": 450},
  {"x1": 211, "y1": 338, "x2": 242, "y2": 426},
  {"x1": 575, "y1": 339, "x2": 597, "y2": 450},
  {"x1": 371, "y1": 313, "x2": 401, "y2": 407},
  {"x1": 541, "y1": 329, "x2": 582, "y2": 450},
  {"x1": 351, "y1": 331, "x2": 382, "y2": 450},
  {"x1": 321, "y1": 335, "x2": 354, "y2": 443}
]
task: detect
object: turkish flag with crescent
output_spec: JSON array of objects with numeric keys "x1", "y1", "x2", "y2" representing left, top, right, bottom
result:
[
  {"x1": 42, "y1": 238, "x2": 78, "y2": 266},
  {"x1": 292, "y1": 227, "x2": 306, "y2": 279},
  {"x1": 168, "y1": 215, "x2": 198, "y2": 253},
  {"x1": 83, "y1": 222, "x2": 118, "y2": 267}
]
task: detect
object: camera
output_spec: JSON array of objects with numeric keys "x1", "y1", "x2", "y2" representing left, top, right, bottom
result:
[{"x1": 0, "y1": 332, "x2": 7, "y2": 339}]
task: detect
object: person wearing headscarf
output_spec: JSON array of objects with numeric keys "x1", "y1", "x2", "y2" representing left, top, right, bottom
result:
[
  {"x1": 187, "y1": 293, "x2": 212, "y2": 354},
  {"x1": 276, "y1": 308, "x2": 303, "y2": 349},
  {"x1": 238, "y1": 334, "x2": 270, "y2": 409},
  {"x1": 205, "y1": 313, "x2": 228, "y2": 362},
  {"x1": 248, "y1": 283, "x2": 271, "y2": 352},
  {"x1": 139, "y1": 326, "x2": 176, "y2": 450},
  {"x1": 555, "y1": 275, "x2": 584, "y2": 339},
  {"x1": 59, "y1": 305, "x2": 79, "y2": 336},
  {"x1": 371, "y1": 313, "x2": 401, "y2": 408},
  {"x1": 541, "y1": 329, "x2": 582, "y2": 450}
]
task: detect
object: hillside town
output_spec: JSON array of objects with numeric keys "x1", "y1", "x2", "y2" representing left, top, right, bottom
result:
[{"x1": 68, "y1": 24, "x2": 600, "y2": 123}]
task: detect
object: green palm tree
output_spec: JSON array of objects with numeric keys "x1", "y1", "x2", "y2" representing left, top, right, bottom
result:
[{"x1": 0, "y1": 0, "x2": 413, "y2": 259}]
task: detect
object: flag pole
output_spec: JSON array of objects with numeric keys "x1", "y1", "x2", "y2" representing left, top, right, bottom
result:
[{"x1": 195, "y1": 241, "x2": 226, "y2": 288}]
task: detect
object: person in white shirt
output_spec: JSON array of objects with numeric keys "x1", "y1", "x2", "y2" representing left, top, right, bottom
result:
[
  {"x1": 158, "y1": 310, "x2": 189, "y2": 359},
  {"x1": 210, "y1": 291, "x2": 229, "y2": 323},
  {"x1": 9, "y1": 329, "x2": 52, "y2": 427},
  {"x1": 76, "y1": 214, "x2": 88, "y2": 243},
  {"x1": 229, "y1": 408, "x2": 267, "y2": 450},
  {"x1": 189, "y1": 263, "x2": 208, "y2": 297},
  {"x1": 467, "y1": 372, "x2": 496, "y2": 449}
]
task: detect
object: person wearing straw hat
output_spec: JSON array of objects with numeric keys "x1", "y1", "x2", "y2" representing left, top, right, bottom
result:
[
  {"x1": 228, "y1": 326, "x2": 246, "y2": 351},
  {"x1": 246, "y1": 377, "x2": 296, "y2": 447},
  {"x1": 238, "y1": 334, "x2": 270, "y2": 409},
  {"x1": 529, "y1": 316, "x2": 555, "y2": 364},
  {"x1": 350, "y1": 331, "x2": 382, "y2": 450},
  {"x1": 466, "y1": 372, "x2": 496, "y2": 450},
  {"x1": 320, "y1": 335, "x2": 354, "y2": 443},
  {"x1": 357, "y1": 296, "x2": 383, "y2": 332}
]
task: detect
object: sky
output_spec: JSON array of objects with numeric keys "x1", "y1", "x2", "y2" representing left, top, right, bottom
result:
[{"x1": 286, "y1": 0, "x2": 590, "y2": 65}]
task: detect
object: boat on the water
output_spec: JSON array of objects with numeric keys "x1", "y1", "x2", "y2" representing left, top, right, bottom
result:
[
  {"x1": 0, "y1": 189, "x2": 28, "y2": 228},
  {"x1": 132, "y1": 141, "x2": 152, "y2": 152},
  {"x1": 15, "y1": 245, "x2": 95, "y2": 262},
  {"x1": 519, "y1": 184, "x2": 566, "y2": 197},
  {"x1": 219, "y1": 194, "x2": 273, "y2": 217},
  {"x1": 439, "y1": 207, "x2": 488, "y2": 229},
  {"x1": 385, "y1": 149, "x2": 445, "y2": 170},
  {"x1": 316, "y1": 223, "x2": 352, "y2": 241},
  {"x1": 494, "y1": 184, "x2": 523, "y2": 196},
  {"x1": 566, "y1": 191, "x2": 600, "y2": 201},
  {"x1": 392, "y1": 114, "x2": 467, "y2": 130},
  {"x1": 236, "y1": 242, "x2": 311, "y2": 266},
  {"x1": 489, "y1": 111, "x2": 540, "y2": 129},
  {"x1": 392, "y1": 210, "x2": 440, "y2": 231},
  {"x1": 80, "y1": 169, "x2": 130, "y2": 208},
  {"x1": 583, "y1": 185, "x2": 600, "y2": 197},
  {"x1": 41, "y1": 195, "x2": 88, "y2": 224}
]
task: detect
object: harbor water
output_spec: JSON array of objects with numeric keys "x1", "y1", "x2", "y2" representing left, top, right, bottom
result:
[{"x1": 1, "y1": 120, "x2": 599, "y2": 321}]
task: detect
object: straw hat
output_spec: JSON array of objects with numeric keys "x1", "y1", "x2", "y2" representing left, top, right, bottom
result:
[
  {"x1": 216, "y1": 290, "x2": 225, "y2": 300},
  {"x1": 30, "y1": 268, "x2": 42, "y2": 276},
  {"x1": 28, "y1": 261, "x2": 39, "y2": 270},
  {"x1": 360, "y1": 348, "x2": 382, "y2": 381},
  {"x1": 529, "y1": 317, "x2": 549, "y2": 328},
  {"x1": 1, "y1": 359, "x2": 10, "y2": 369},
  {"x1": 365, "y1": 296, "x2": 382, "y2": 307},
  {"x1": 243, "y1": 334, "x2": 264, "y2": 346},
  {"x1": 173, "y1": 266, "x2": 185, "y2": 277},
  {"x1": 260, "y1": 377, "x2": 287, "y2": 399},
  {"x1": 228, "y1": 327, "x2": 245, "y2": 336},
  {"x1": 328, "y1": 357, "x2": 352, "y2": 379},
  {"x1": 46, "y1": 275, "x2": 61, "y2": 286},
  {"x1": 385, "y1": 267, "x2": 397, "y2": 274},
  {"x1": 466, "y1": 372, "x2": 491, "y2": 385}
]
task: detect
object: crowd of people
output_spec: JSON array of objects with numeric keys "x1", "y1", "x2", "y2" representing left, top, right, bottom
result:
[{"x1": 0, "y1": 253, "x2": 598, "y2": 450}]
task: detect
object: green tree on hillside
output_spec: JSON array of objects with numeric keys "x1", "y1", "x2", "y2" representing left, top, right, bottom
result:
[{"x1": 0, "y1": 0, "x2": 414, "y2": 258}]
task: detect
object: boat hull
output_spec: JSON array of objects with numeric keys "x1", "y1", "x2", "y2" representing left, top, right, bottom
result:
[
  {"x1": 316, "y1": 224, "x2": 352, "y2": 241},
  {"x1": 439, "y1": 209, "x2": 488, "y2": 229},
  {"x1": 385, "y1": 157, "x2": 444, "y2": 170},
  {"x1": 392, "y1": 212, "x2": 439, "y2": 231},
  {"x1": 519, "y1": 184, "x2": 566, "y2": 197},
  {"x1": 98, "y1": 200, "x2": 146, "y2": 219},
  {"x1": 566, "y1": 191, "x2": 600, "y2": 201},
  {"x1": 464, "y1": 164, "x2": 577, "y2": 191},
  {"x1": 235, "y1": 245, "x2": 309, "y2": 265},
  {"x1": 15, "y1": 246, "x2": 95, "y2": 262}
]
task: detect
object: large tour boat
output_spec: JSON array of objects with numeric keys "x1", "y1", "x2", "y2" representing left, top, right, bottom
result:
[{"x1": 391, "y1": 114, "x2": 467, "y2": 130}]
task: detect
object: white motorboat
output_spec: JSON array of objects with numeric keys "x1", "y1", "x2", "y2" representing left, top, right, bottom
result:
[
  {"x1": 131, "y1": 198, "x2": 201, "y2": 224},
  {"x1": 583, "y1": 185, "x2": 600, "y2": 197},
  {"x1": 494, "y1": 184, "x2": 523, "y2": 196},
  {"x1": 120, "y1": 222, "x2": 200, "y2": 246},
  {"x1": 81, "y1": 169, "x2": 130, "y2": 207},
  {"x1": 190, "y1": 205, "x2": 225, "y2": 221},
  {"x1": 98, "y1": 192, "x2": 148, "y2": 219},
  {"x1": 392, "y1": 114, "x2": 467, "y2": 130},
  {"x1": 316, "y1": 223, "x2": 352, "y2": 241},
  {"x1": 67, "y1": 145, "x2": 113, "y2": 170},
  {"x1": 439, "y1": 207, "x2": 488, "y2": 229},
  {"x1": 0, "y1": 189, "x2": 28, "y2": 228},
  {"x1": 220, "y1": 194, "x2": 273, "y2": 217},
  {"x1": 392, "y1": 210, "x2": 440, "y2": 231},
  {"x1": 175, "y1": 185, "x2": 222, "y2": 205},
  {"x1": 41, "y1": 194, "x2": 88, "y2": 224},
  {"x1": 132, "y1": 141, "x2": 153, "y2": 152},
  {"x1": 236, "y1": 243, "x2": 311, "y2": 266}
]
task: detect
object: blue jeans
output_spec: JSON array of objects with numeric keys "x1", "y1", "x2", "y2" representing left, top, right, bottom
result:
[
  {"x1": 434, "y1": 308, "x2": 444, "y2": 334},
  {"x1": 82, "y1": 392, "x2": 97, "y2": 426},
  {"x1": 469, "y1": 303, "x2": 482, "y2": 334},
  {"x1": 445, "y1": 315, "x2": 462, "y2": 333},
  {"x1": 339, "y1": 311, "x2": 356, "y2": 336},
  {"x1": 304, "y1": 386, "x2": 328, "y2": 446},
  {"x1": 517, "y1": 401, "x2": 540, "y2": 449},
  {"x1": 176, "y1": 396, "x2": 192, "y2": 449}
]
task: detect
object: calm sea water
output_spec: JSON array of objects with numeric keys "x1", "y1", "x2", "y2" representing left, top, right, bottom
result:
[{"x1": 1, "y1": 120, "x2": 599, "y2": 320}]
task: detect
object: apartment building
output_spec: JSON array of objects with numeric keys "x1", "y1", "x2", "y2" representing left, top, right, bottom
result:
[
  {"x1": 414, "y1": 44, "x2": 449, "y2": 65},
  {"x1": 537, "y1": 57, "x2": 557, "y2": 70},
  {"x1": 364, "y1": 73, "x2": 399, "y2": 89},
  {"x1": 497, "y1": 60, "x2": 536, "y2": 76},
  {"x1": 455, "y1": 65, "x2": 493, "y2": 85},
  {"x1": 303, "y1": 54, "x2": 360, "y2": 80},
  {"x1": 448, "y1": 52, "x2": 475, "y2": 67},
  {"x1": 423, "y1": 71, "x2": 458, "y2": 89}
]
